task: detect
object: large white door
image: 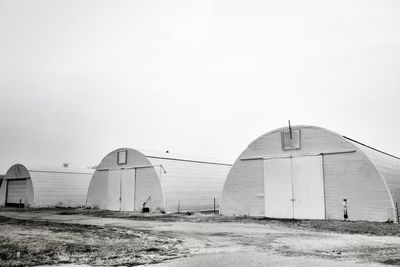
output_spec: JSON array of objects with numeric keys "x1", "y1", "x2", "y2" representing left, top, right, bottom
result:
[
  {"x1": 292, "y1": 156, "x2": 325, "y2": 219},
  {"x1": 264, "y1": 156, "x2": 325, "y2": 219},
  {"x1": 6, "y1": 179, "x2": 27, "y2": 206},
  {"x1": 120, "y1": 169, "x2": 135, "y2": 211},
  {"x1": 107, "y1": 170, "x2": 121, "y2": 211},
  {"x1": 264, "y1": 158, "x2": 293, "y2": 219}
]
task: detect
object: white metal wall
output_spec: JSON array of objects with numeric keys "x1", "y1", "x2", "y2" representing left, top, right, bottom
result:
[
  {"x1": 221, "y1": 126, "x2": 396, "y2": 222},
  {"x1": 86, "y1": 148, "x2": 165, "y2": 211},
  {"x1": 86, "y1": 170, "x2": 109, "y2": 209},
  {"x1": 134, "y1": 167, "x2": 165, "y2": 211},
  {"x1": 324, "y1": 151, "x2": 395, "y2": 221},
  {"x1": 148, "y1": 157, "x2": 230, "y2": 212},
  {"x1": 220, "y1": 159, "x2": 264, "y2": 216},
  {"x1": 348, "y1": 140, "x2": 400, "y2": 220},
  {"x1": 0, "y1": 164, "x2": 92, "y2": 208},
  {"x1": 221, "y1": 126, "x2": 353, "y2": 217},
  {"x1": 30, "y1": 170, "x2": 92, "y2": 208},
  {"x1": 87, "y1": 148, "x2": 232, "y2": 213}
]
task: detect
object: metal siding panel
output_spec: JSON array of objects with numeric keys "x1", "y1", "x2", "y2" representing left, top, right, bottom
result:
[
  {"x1": 86, "y1": 170, "x2": 109, "y2": 209},
  {"x1": 351, "y1": 142, "x2": 400, "y2": 218},
  {"x1": 243, "y1": 127, "x2": 355, "y2": 160},
  {"x1": 220, "y1": 159, "x2": 264, "y2": 216},
  {"x1": 88, "y1": 148, "x2": 230, "y2": 213},
  {"x1": 292, "y1": 156, "x2": 325, "y2": 219},
  {"x1": 25, "y1": 178, "x2": 34, "y2": 207},
  {"x1": 134, "y1": 167, "x2": 165, "y2": 211},
  {"x1": 31, "y1": 171, "x2": 92, "y2": 208},
  {"x1": 222, "y1": 126, "x2": 353, "y2": 217},
  {"x1": 375, "y1": 156, "x2": 400, "y2": 211},
  {"x1": 0, "y1": 180, "x2": 6, "y2": 206},
  {"x1": 264, "y1": 158, "x2": 292, "y2": 218},
  {"x1": 324, "y1": 152, "x2": 393, "y2": 222},
  {"x1": 5, "y1": 164, "x2": 30, "y2": 179},
  {"x1": 149, "y1": 157, "x2": 230, "y2": 212},
  {"x1": 98, "y1": 148, "x2": 152, "y2": 170},
  {"x1": 88, "y1": 148, "x2": 165, "y2": 212}
]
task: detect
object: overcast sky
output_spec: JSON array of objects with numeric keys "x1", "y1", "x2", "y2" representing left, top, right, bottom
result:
[{"x1": 0, "y1": 0, "x2": 400, "y2": 173}]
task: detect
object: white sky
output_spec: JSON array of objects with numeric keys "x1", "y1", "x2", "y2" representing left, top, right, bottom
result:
[{"x1": 0, "y1": 0, "x2": 400, "y2": 173}]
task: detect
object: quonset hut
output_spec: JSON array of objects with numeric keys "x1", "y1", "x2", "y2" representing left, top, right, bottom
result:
[
  {"x1": 220, "y1": 125, "x2": 400, "y2": 222},
  {"x1": 0, "y1": 164, "x2": 93, "y2": 208},
  {"x1": 86, "y1": 148, "x2": 231, "y2": 212}
]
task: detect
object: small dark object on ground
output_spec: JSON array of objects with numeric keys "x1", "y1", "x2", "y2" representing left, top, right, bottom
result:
[{"x1": 142, "y1": 207, "x2": 150, "y2": 213}]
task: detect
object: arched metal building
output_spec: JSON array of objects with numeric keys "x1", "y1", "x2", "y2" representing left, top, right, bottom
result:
[
  {"x1": 86, "y1": 148, "x2": 231, "y2": 212},
  {"x1": 220, "y1": 125, "x2": 400, "y2": 222},
  {"x1": 0, "y1": 164, "x2": 93, "y2": 208}
]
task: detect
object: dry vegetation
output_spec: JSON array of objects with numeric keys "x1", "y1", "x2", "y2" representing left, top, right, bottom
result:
[
  {"x1": 3, "y1": 208, "x2": 400, "y2": 266},
  {"x1": 0, "y1": 215, "x2": 185, "y2": 267},
  {"x1": 56, "y1": 207, "x2": 400, "y2": 237}
]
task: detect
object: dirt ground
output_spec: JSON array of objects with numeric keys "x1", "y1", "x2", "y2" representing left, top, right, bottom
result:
[
  {"x1": 0, "y1": 215, "x2": 185, "y2": 266},
  {"x1": 1, "y1": 208, "x2": 400, "y2": 266}
]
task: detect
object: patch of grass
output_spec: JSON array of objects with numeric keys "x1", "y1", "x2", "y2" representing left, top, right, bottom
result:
[
  {"x1": 285, "y1": 219, "x2": 400, "y2": 236},
  {"x1": 7, "y1": 207, "x2": 400, "y2": 236},
  {"x1": 0, "y1": 215, "x2": 185, "y2": 267}
]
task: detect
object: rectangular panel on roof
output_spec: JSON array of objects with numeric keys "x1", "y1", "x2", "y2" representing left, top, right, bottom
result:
[
  {"x1": 117, "y1": 150, "x2": 127, "y2": 165},
  {"x1": 281, "y1": 129, "x2": 301, "y2": 150}
]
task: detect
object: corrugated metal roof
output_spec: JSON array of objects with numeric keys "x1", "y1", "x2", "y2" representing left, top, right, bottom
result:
[
  {"x1": 343, "y1": 136, "x2": 400, "y2": 160},
  {"x1": 2, "y1": 163, "x2": 93, "y2": 208},
  {"x1": 221, "y1": 124, "x2": 400, "y2": 221},
  {"x1": 138, "y1": 148, "x2": 232, "y2": 166},
  {"x1": 147, "y1": 154, "x2": 231, "y2": 212},
  {"x1": 22, "y1": 164, "x2": 94, "y2": 175}
]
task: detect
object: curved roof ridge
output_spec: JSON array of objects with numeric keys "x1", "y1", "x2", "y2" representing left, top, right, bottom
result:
[
  {"x1": 249, "y1": 125, "x2": 347, "y2": 147},
  {"x1": 14, "y1": 163, "x2": 94, "y2": 174},
  {"x1": 115, "y1": 147, "x2": 232, "y2": 166},
  {"x1": 343, "y1": 136, "x2": 400, "y2": 160},
  {"x1": 250, "y1": 125, "x2": 400, "y2": 160},
  {"x1": 345, "y1": 141, "x2": 397, "y2": 216},
  {"x1": 250, "y1": 125, "x2": 399, "y2": 219}
]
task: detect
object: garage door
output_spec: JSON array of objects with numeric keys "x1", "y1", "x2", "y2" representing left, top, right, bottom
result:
[
  {"x1": 6, "y1": 179, "x2": 27, "y2": 207},
  {"x1": 106, "y1": 169, "x2": 136, "y2": 211},
  {"x1": 264, "y1": 155, "x2": 325, "y2": 219}
]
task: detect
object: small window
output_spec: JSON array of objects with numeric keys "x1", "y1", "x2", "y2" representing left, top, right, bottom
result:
[
  {"x1": 281, "y1": 129, "x2": 301, "y2": 150},
  {"x1": 117, "y1": 150, "x2": 127, "y2": 165}
]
